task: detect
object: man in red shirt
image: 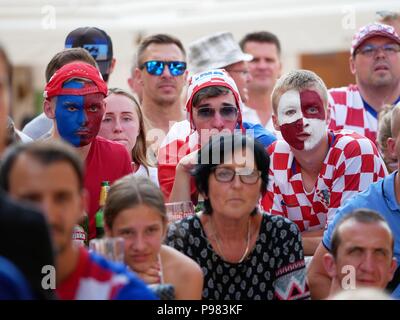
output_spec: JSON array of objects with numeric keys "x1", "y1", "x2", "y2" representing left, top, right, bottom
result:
[{"x1": 43, "y1": 62, "x2": 132, "y2": 239}]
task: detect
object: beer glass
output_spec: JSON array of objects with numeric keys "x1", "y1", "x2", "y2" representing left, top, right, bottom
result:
[
  {"x1": 89, "y1": 237, "x2": 125, "y2": 263},
  {"x1": 165, "y1": 201, "x2": 195, "y2": 222}
]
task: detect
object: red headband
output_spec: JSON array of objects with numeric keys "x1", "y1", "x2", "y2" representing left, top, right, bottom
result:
[{"x1": 44, "y1": 62, "x2": 108, "y2": 99}]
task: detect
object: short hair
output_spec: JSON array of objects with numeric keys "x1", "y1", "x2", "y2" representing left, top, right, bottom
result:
[
  {"x1": 130, "y1": 51, "x2": 138, "y2": 75},
  {"x1": 136, "y1": 34, "x2": 186, "y2": 66},
  {"x1": 107, "y1": 88, "x2": 152, "y2": 170},
  {"x1": 377, "y1": 104, "x2": 394, "y2": 152},
  {"x1": 330, "y1": 209, "x2": 394, "y2": 259},
  {"x1": 391, "y1": 102, "x2": 400, "y2": 138},
  {"x1": 45, "y1": 48, "x2": 97, "y2": 82},
  {"x1": 271, "y1": 69, "x2": 328, "y2": 114},
  {"x1": 0, "y1": 43, "x2": 12, "y2": 86},
  {"x1": 192, "y1": 86, "x2": 233, "y2": 108},
  {"x1": 6, "y1": 117, "x2": 21, "y2": 146},
  {"x1": 0, "y1": 140, "x2": 84, "y2": 192},
  {"x1": 103, "y1": 175, "x2": 166, "y2": 229},
  {"x1": 239, "y1": 31, "x2": 281, "y2": 55},
  {"x1": 192, "y1": 133, "x2": 270, "y2": 215}
]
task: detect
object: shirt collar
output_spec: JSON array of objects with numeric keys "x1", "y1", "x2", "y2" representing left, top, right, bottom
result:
[{"x1": 383, "y1": 171, "x2": 400, "y2": 212}]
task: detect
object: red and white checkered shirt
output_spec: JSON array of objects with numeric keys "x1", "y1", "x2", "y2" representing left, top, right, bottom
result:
[
  {"x1": 261, "y1": 130, "x2": 386, "y2": 232},
  {"x1": 328, "y1": 85, "x2": 379, "y2": 145}
]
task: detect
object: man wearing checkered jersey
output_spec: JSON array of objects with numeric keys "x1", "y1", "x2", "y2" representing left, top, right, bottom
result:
[
  {"x1": 328, "y1": 23, "x2": 400, "y2": 146},
  {"x1": 261, "y1": 69, "x2": 386, "y2": 256}
]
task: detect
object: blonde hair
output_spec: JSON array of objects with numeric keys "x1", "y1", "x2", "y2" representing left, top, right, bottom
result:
[
  {"x1": 107, "y1": 88, "x2": 152, "y2": 173},
  {"x1": 390, "y1": 102, "x2": 400, "y2": 138},
  {"x1": 377, "y1": 104, "x2": 394, "y2": 152},
  {"x1": 271, "y1": 69, "x2": 328, "y2": 114}
]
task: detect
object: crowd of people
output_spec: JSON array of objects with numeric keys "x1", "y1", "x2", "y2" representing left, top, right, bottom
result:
[{"x1": 0, "y1": 10, "x2": 400, "y2": 300}]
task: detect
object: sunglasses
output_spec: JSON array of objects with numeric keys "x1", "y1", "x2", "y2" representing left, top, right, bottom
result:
[
  {"x1": 196, "y1": 106, "x2": 238, "y2": 121},
  {"x1": 140, "y1": 60, "x2": 187, "y2": 76}
]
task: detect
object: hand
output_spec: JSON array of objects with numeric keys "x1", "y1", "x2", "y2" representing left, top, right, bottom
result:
[
  {"x1": 177, "y1": 149, "x2": 198, "y2": 174},
  {"x1": 132, "y1": 262, "x2": 161, "y2": 285}
]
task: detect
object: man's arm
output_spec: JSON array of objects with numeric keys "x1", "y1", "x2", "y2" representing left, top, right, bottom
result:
[
  {"x1": 307, "y1": 242, "x2": 332, "y2": 300},
  {"x1": 301, "y1": 229, "x2": 324, "y2": 256}
]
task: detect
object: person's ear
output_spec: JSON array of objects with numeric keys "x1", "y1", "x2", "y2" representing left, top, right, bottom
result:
[
  {"x1": 325, "y1": 104, "x2": 331, "y2": 125},
  {"x1": 272, "y1": 114, "x2": 280, "y2": 131},
  {"x1": 108, "y1": 58, "x2": 116, "y2": 75},
  {"x1": 104, "y1": 224, "x2": 112, "y2": 237},
  {"x1": 388, "y1": 257, "x2": 398, "y2": 282},
  {"x1": 349, "y1": 56, "x2": 356, "y2": 75},
  {"x1": 43, "y1": 98, "x2": 56, "y2": 119},
  {"x1": 135, "y1": 67, "x2": 143, "y2": 85},
  {"x1": 386, "y1": 137, "x2": 396, "y2": 158},
  {"x1": 161, "y1": 219, "x2": 168, "y2": 240},
  {"x1": 322, "y1": 252, "x2": 338, "y2": 279}
]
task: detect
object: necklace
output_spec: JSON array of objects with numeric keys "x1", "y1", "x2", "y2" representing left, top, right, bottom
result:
[{"x1": 212, "y1": 218, "x2": 251, "y2": 263}]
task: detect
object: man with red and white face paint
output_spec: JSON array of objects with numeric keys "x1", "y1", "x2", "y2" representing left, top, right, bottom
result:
[
  {"x1": 43, "y1": 62, "x2": 132, "y2": 239},
  {"x1": 262, "y1": 69, "x2": 386, "y2": 255},
  {"x1": 276, "y1": 88, "x2": 327, "y2": 151}
]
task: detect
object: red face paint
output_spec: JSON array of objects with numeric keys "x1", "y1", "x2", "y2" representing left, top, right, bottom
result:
[
  {"x1": 79, "y1": 93, "x2": 105, "y2": 146},
  {"x1": 300, "y1": 89, "x2": 325, "y2": 120},
  {"x1": 280, "y1": 118, "x2": 306, "y2": 150}
]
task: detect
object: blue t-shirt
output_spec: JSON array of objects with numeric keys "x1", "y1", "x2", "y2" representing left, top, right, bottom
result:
[
  {"x1": 241, "y1": 122, "x2": 277, "y2": 149},
  {"x1": 322, "y1": 171, "x2": 400, "y2": 297}
]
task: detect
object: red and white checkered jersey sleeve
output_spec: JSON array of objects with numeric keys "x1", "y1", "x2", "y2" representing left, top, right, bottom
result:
[
  {"x1": 262, "y1": 141, "x2": 284, "y2": 216},
  {"x1": 325, "y1": 133, "x2": 386, "y2": 226}
]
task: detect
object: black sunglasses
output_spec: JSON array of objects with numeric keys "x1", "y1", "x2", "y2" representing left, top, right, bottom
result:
[{"x1": 140, "y1": 60, "x2": 187, "y2": 76}]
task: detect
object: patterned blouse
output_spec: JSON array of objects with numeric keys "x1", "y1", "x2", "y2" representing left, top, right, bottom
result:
[{"x1": 166, "y1": 212, "x2": 310, "y2": 300}]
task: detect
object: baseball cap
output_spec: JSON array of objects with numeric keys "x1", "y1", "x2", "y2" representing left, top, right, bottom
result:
[
  {"x1": 65, "y1": 27, "x2": 113, "y2": 79},
  {"x1": 188, "y1": 32, "x2": 253, "y2": 74},
  {"x1": 351, "y1": 22, "x2": 400, "y2": 56},
  {"x1": 185, "y1": 69, "x2": 243, "y2": 129},
  {"x1": 44, "y1": 62, "x2": 108, "y2": 99}
]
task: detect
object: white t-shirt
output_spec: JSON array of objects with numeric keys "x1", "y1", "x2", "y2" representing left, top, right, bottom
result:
[{"x1": 134, "y1": 164, "x2": 159, "y2": 187}]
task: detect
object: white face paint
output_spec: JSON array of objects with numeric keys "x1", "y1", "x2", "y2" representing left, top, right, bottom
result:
[
  {"x1": 303, "y1": 118, "x2": 327, "y2": 150},
  {"x1": 277, "y1": 89, "x2": 327, "y2": 151},
  {"x1": 277, "y1": 89, "x2": 302, "y2": 126}
]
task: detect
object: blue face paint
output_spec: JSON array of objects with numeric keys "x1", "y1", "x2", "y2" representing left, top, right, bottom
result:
[{"x1": 55, "y1": 80, "x2": 104, "y2": 147}]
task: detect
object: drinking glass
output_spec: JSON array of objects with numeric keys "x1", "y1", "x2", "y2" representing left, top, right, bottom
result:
[
  {"x1": 89, "y1": 237, "x2": 125, "y2": 263},
  {"x1": 165, "y1": 201, "x2": 195, "y2": 222}
]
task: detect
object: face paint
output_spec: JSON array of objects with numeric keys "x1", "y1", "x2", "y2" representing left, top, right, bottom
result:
[
  {"x1": 277, "y1": 89, "x2": 326, "y2": 150},
  {"x1": 55, "y1": 80, "x2": 105, "y2": 147}
]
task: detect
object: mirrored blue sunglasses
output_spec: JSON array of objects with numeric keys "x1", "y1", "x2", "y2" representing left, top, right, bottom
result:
[{"x1": 140, "y1": 60, "x2": 187, "y2": 76}]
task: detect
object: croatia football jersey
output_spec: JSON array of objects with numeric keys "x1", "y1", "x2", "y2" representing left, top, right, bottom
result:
[
  {"x1": 262, "y1": 130, "x2": 386, "y2": 232},
  {"x1": 328, "y1": 84, "x2": 400, "y2": 146},
  {"x1": 56, "y1": 247, "x2": 157, "y2": 300}
]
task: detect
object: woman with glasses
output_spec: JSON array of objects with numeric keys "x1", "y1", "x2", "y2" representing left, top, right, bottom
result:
[
  {"x1": 98, "y1": 88, "x2": 159, "y2": 185},
  {"x1": 158, "y1": 69, "x2": 276, "y2": 203},
  {"x1": 103, "y1": 175, "x2": 203, "y2": 300},
  {"x1": 166, "y1": 133, "x2": 310, "y2": 300}
]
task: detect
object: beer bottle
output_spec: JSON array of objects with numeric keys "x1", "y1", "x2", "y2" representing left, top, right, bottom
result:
[{"x1": 95, "y1": 181, "x2": 110, "y2": 238}]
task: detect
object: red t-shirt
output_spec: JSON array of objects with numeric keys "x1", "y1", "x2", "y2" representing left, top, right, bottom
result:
[{"x1": 84, "y1": 136, "x2": 132, "y2": 239}]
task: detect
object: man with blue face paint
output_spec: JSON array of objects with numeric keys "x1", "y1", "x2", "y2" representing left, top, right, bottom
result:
[{"x1": 44, "y1": 62, "x2": 133, "y2": 239}]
